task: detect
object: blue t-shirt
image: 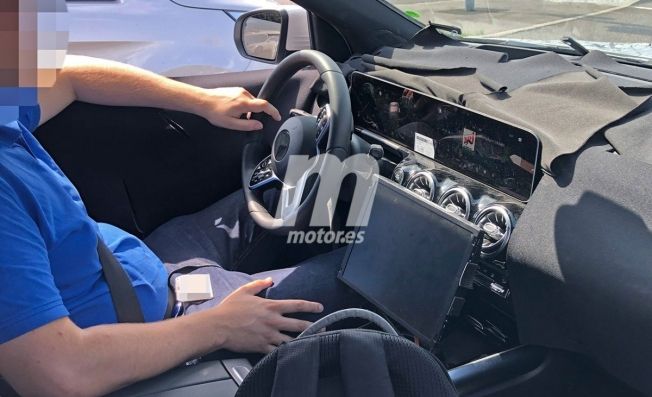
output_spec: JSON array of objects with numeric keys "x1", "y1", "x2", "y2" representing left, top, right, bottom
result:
[{"x1": 0, "y1": 106, "x2": 168, "y2": 344}]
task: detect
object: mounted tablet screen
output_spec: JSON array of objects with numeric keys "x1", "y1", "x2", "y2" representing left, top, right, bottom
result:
[{"x1": 339, "y1": 177, "x2": 482, "y2": 342}]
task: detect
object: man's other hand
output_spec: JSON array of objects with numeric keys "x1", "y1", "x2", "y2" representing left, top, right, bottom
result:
[
  {"x1": 39, "y1": 57, "x2": 283, "y2": 130},
  {"x1": 211, "y1": 278, "x2": 324, "y2": 354},
  {"x1": 201, "y1": 87, "x2": 282, "y2": 131}
]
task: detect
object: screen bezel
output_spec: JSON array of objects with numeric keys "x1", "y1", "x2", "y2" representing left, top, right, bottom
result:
[
  {"x1": 350, "y1": 71, "x2": 542, "y2": 201},
  {"x1": 338, "y1": 176, "x2": 482, "y2": 343}
]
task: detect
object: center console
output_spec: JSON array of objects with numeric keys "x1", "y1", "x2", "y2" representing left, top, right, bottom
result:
[
  {"x1": 108, "y1": 359, "x2": 252, "y2": 397},
  {"x1": 391, "y1": 156, "x2": 522, "y2": 347},
  {"x1": 350, "y1": 72, "x2": 542, "y2": 348}
]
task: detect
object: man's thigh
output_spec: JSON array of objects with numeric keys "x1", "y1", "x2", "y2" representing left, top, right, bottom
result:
[
  {"x1": 178, "y1": 248, "x2": 366, "y2": 321},
  {"x1": 146, "y1": 189, "x2": 288, "y2": 272},
  {"x1": 146, "y1": 189, "x2": 265, "y2": 271},
  {"x1": 257, "y1": 248, "x2": 367, "y2": 322}
]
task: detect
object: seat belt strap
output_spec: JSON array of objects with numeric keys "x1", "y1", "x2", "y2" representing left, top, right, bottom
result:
[{"x1": 97, "y1": 238, "x2": 145, "y2": 323}]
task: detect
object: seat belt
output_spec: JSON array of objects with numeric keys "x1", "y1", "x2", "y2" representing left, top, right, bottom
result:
[{"x1": 97, "y1": 238, "x2": 145, "y2": 323}]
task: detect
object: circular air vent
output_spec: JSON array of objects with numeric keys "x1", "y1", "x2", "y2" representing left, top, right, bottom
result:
[
  {"x1": 406, "y1": 171, "x2": 436, "y2": 201},
  {"x1": 315, "y1": 104, "x2": 331, "y2": 145},
  {"x1": 473, "y1": 205, "x2": 514, "y2": 258},
  {"x1": 438, "y1": 187, "x2": 472, "y2": 220},
  {"x1": 392, "y1": 162, "x2": 420, "y2": 186},
  {"x1": 392, "y1": 167, "x2": 406, "y2": 185}
]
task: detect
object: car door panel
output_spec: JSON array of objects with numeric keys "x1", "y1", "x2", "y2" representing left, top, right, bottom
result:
[{"x1": 36, "y1": 68, "x2": 319, "y2": 237}]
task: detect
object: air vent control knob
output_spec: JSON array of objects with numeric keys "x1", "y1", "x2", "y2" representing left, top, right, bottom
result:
[{"x1": 368, "y1": 144, "x2": 384, "y2": 161}]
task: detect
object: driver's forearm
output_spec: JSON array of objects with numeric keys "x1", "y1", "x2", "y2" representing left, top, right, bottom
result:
[
  {"x1": 70, "y1": 310, "x2": 225, "y2": 396},
  {"x1": 62, "y1": 55, "x2": 211, "y2": 119}
]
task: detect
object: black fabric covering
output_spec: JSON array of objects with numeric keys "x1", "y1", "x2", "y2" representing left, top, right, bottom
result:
[
  {"x1": 507, "y1": 146, "x2": 652, "y2": 395},
  {"x1": 409, "y1": 25, "x2": 463, "y2": 48},
  {"x1": 366, "y1": 47, "x2": 581, "y2": 93},
  {"x1": 350, "y1": 47, "x2": 652, "y2": 173},
  {"x1": 339, "y1": 332, "x2": 394, "y2": 397},
  {"x1": 604, "y1": 98, "x2": 652, "y2": 164},
  {"x1": 270, "y1": 332, "x2": 322, "y2": 397},
  {"x1": 236, "y1": 329, "x2": 457, "y2": 397},
  {"x1": 367, "y1": 46, "x2": 507, "y2": 74},
  {"x1": 579, "y1": 51, "x2": 652, "y2": 83}
]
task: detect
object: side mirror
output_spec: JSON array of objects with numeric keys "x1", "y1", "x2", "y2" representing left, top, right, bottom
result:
[{"x1": 234, "y1": 6, "x2": 310, "y2": 64}]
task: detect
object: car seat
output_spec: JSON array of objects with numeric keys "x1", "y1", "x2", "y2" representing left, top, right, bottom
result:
[{"x1": 235, "y1": 309, "x2": 458, "y2": 397}]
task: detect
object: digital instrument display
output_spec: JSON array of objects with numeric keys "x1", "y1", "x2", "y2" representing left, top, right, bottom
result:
[{"x1": 350, "y1": 72, "x2": 540, "y2": 200}]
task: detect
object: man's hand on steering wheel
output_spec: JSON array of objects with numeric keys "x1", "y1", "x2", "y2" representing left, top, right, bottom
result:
[{"x1": 201, "y1": 87, "x2": 282, "y2": 131}]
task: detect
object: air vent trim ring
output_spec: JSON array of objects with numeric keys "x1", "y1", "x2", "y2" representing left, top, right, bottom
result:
[
  {"x1": 438, "y1": 186, "x2": 472, "y2": 220},
  {"x1": 405, "y1": 171, "x2": 437, "y2": 201},
  {"x1": 473, "y1": 204, "x2": 514, "y2": 258}
]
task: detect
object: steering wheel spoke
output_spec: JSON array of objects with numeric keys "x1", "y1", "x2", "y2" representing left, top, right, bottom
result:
[
  {"x1": 275, "y1": 166, "x2": 316, "y2": 220},
  {"x1": 249, "y1": 155, "x2": 280, "y2": 191}
]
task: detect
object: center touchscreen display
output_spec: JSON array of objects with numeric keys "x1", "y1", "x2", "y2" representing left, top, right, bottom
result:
[
  {"x1": 339, "y1": 176, "x2": 482, "y2": 342},
  {"x1": 350, "y1": 72, "x2": 540, "y2": 201}
]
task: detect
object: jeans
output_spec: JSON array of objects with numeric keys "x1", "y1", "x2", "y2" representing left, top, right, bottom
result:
[{"x1": 144, "y1": 190, "x2": 366, "y2": 321}]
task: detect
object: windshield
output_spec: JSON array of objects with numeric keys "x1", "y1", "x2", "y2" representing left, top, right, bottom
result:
[{"x1": 384, "y1": 0, "x2": 652, "y2": 62}]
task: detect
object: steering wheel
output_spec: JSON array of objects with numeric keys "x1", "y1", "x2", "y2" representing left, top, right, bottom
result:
[{"x1": 242, "y1": 50, "x2": 353, "y2": 234}]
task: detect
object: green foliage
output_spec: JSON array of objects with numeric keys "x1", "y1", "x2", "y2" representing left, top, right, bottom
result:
[{"x1": 404, "y1": 9, "x2": 421, "y2": 19}]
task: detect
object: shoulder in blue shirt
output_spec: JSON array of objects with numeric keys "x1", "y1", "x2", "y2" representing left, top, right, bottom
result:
[{"x1": 0, "y1": 106, "x2": 168, "y2": 344}]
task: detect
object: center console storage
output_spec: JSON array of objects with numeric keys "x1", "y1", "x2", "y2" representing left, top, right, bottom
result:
[{"x1": 108, "y1": 359, "x2": 252, "y2": 397}]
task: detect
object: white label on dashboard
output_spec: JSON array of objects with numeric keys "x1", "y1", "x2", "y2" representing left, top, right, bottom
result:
[
  {"x1": 462, "y1": 128, "x2": 477, "y2": 151},
  {"x1": 414, "y1": 133, "x2": 435, "y2": 159}
]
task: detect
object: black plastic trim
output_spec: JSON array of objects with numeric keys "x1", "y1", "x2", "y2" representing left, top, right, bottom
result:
[{"x1": 449, "y1": 345, "x2": 547, "y2": 396}]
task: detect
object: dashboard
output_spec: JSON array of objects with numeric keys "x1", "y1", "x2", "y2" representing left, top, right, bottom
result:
[{"x1": 349, "y1": 72, "x2": 543, "y2": 346}]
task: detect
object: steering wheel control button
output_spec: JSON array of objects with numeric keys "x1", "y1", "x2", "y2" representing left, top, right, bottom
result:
[
  {"x1": 315, "y1": 104, "x2": 332, "y2": 146},
  {"x1": 250, "y1": 155, "x2": 279, "y2": 190}
]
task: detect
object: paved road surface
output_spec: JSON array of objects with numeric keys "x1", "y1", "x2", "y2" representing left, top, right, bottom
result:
[{"x1": 390, "y1": 0, "x2": 652, "y2": 45}]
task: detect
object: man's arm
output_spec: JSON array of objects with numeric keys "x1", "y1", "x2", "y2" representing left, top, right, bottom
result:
[
  {"x1": 37, "y1": 55, "x2": 281, "y2": 130},
  {"x1": 0, "y1": 278, "x2": 323, "y2": 397}
]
